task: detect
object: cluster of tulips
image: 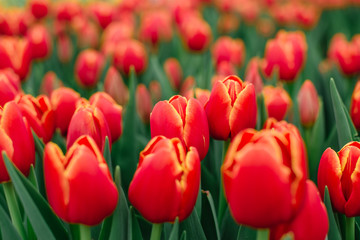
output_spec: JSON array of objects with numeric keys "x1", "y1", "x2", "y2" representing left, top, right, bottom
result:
[{"x1": 1, "y1": 0, "x2": 360, "y2": 239}]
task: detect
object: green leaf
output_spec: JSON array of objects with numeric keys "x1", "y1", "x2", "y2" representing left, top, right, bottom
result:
[
  {"x1": 179, "y1": 209, "x2": 206, "y2": 240},
  {"x1": 180, "y1": 231, "x2": 187, "y2": 240},
  {"x1": 128, "y1": 207, "x2": 143, "y2": 240},
  {"x1": 195, "y1": 182, "x2": 202, "y2": 218},
  {"x1": 220, "y1": 207, "x2": 238, "y2": 240},
  {"x1": 32, "y1": 130, "x2": 46, "y2": 198},
  {"x1": 236, "y1": 225, "x2": 257, "y2": 240},
  {"x1": 342, "y1": 104, "x2": 360, "y2": 141},
  {"x1": 169, "y1": 218, "x2": 179, "y2": 240},
  {"x1": 256, "y1": 93, "x2": 268, "y2": 130},
  {"x1": 28, "y1": 165, "x2": 39, "y2": 190},
  {"x1": 0, "y1": 203, "x2": 21, "y2": 240},
  {"x1": 324, "y1": 186, "x2": 342, "y2": 240},
  {"x1": 2, "y1": 152, "x2": 69, "y2": 240},
  {"x1": 330, "y1": 78, "x2": 353, "y2": 147},
  {"x1": 103, "y1": 137, "x2": 113, "y2": 177},
  {"x1": 150, "y1": 55, "x2": 175, "y2": 100},
  {"x1": 201, "y1": 191, "x2": 220, "y2": 240}
]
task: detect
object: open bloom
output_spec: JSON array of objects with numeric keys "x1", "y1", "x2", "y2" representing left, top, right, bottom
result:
[
  {"x1": 151, "y1": 95, "x2": 209, "y2": 160},
  {"x1": 128, "y1": 136, "x2": 200, "y2": 223},
  {"x1": 44, "y1": 135, "x2": 118, "y2": 226},
  {"x1": 0, "y1": 101, "x2": 35, "y2": 183},
  {"x1": 205, "y1": 75, "x2": 257, "y2": 140},
  {"x1": 0, "y1": 68, "x2": 21, "y2": 107},
  {"x1": 318, "y1": 141, "x2": 360, "y2": 217}
]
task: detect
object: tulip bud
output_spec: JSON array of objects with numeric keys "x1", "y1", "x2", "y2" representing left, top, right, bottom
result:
[
  {"x1": 222, "y1": 123, "x2": 307, "y2": 228},
  {"x1": 128, "y1": 136, "x2": 200, "y2": 223},
  {"x1": 318, "y1": 141, "x2": 360, "y2": 217},
  {"x1": 27, "y1": 23, "x2": 52, "y2": 60},
  {"x1": 71, "y1": 16, "x2": 99, "y2": 49},
  {"x1": 262, "y1": 86, "x2": 292, "y2": 121},
  {"x1": 28, "y1": 0, "x2": 49, "y2": 20},
  {"x1": 103, "y1": 66, "x2": 129, "y2": 106},
  {"x1": 178, "y1": 15, "x2": 212, "y2": 52},
  {"x1": 40, "y1": 71, "x2": 63, "y2": 97},
  {"x1": 44, "y1": 135, "x2": 118, "y2": 226},
  {"x1": 57, "y1": 34, "x2": 73, "y2": 64},
  {"x1": 216, "y1": 61, "x2": 237, "y2": 77},
  {"x1": 75, "y1": 49, "x2": 105, "y2": 88},
  {"x1": 0, "y1": 101, "x2": 35, "y2": 183},
  {"x1": 205, "y1": 75, "x2": 257, "y2": 140},
  {"x1": 89, "y1": 92, "x2": 123, "y2": 143},
  {"x1": 51, "y1": 87, "x2": 80, "y2": 136},
  {"x1": 151, "y1": 95, "x2": 209, "y2": 160},
  {"x1": 113, "y1": 39, "x2": 147, "y2": 75},
  {"x1": 262, "y1": 30, "x2": 307, "y2": 82},
  {"x1": 195, "y1": 88, "x2": 210, "y2": 108},
  {"x1": 16, "y1": 94, "x2": 55, "y2": 143},
  {"x1": 180, "y1": 76, "x2": 195, "y2": 99},
  {"x1": 136, "y1": 84, "x2": 152, "y2": 124},
  {"x1": 67, "y1": 102, "x2": 111, "y2": 151},
  {"x1": 0, "y1": 68, "x2": 21, "y2": 107},
  {"x1": 212, "y1": 36, "x2": 245, "y2": 68},
  {"x1": 101, "y1": 21, "x2": 133, "y2": 57},
  {"x1": 270, "y1": 180, "x2": 328, "y2": 240},
  {"x1": 54, "y1": 1, "x2": 81, "y2": 22},
  {"x1": 87, "y1": 2, "x2": 115, "y2": 29},
  {"x1": 149, "y1": 80, "x2": 162, "y2": 103},
  {"x1": 245, "y1": 57, "x2": 263, "y2": 95},
  {"x1": 164, "y1": 58, "x2": 183, "y2": 91},
  {"x1": 297, "y1": 80, "x2": 320, "y2": 127}
]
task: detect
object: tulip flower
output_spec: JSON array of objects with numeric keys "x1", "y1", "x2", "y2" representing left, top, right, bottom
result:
[
  {"x1": 67, "y1": 102, "x2": 111, "y2": 151},
  {"x1": 318, "y1": 141, "x2": 360, "y2": 217},
  {"x1": 71, "y1": 16, "x2": 99, "y2": 49},
  {"x1": 151, "y1": 95, "x2": 209, "y2": 160},
  {"x1": 101, "y1": 21, "x2": 133, "y2": 56},
  {"x1": 103, "y1": 66, "x2": 129, "y2": 106},
  {"x1": 149, "y1": 80, "x2": 162, "y2": 103},
  {"x1": 54, "y1": 1, "x2": 81, "y2": 22},
  {"x1": 350, "y1": 81, "x2": 360, "y2": 130},
  {"x1": 0, "y1": 101, "x2": 35, "y2": 183},
  {"x1": 44, "y1": 135, "x2": 118, "y2": 226},
  {"x1": 328, "y1": 33, "x2": 360, "y2": 76},
  {"x1": 113, "y1": 39, "x2": 147, "y2": 75},
  {"x1": 27, "y1": 23, "x2": 52, "y2": 60},
  {"x1": 136, "y1": 84, "x2": 152, "y2": 124},
  {"x1": 270, "y1": 180, "x2": 328, "y2": 240},
  {"x1": 212, "y1": 36, "x2": 245, "y2": 68},
  {"x1": 75, "y1": 49, "x2": 105, "y2": 88},
  {"x1": 128, "y1": 136, "x2": 200, "y2": 223},
  {"x1": 262, "y1": 86, "x2": 292, "y2": 121},
  {"x1": 262, "y1": 30, "x2": 307, "y2": 82},
  {"x1": 164, "y1": 58, "x2": 183, "y2": 91},
  {"x1": 222, "y1": 123, "x2": 307, "y2": 228},
  {"x1": 87, "y1": 1, "x2": 115, "y2": 29},
  {"x1": 50, "y1": 87, "x2": 80, "y2": 136},
  {"x1": 28, "y1": 0, "x2": 49, "y2": 19},
  {"x1": 205, "y1": 75, "x2": 257, "y2": 140},
  {"x1": 297, "y1": 80, "x2": 320, "y2": 127},
  {"x1": 245, "y1": 57, "x2": 263, "y2": 95},
  {"x1": 57, "y1": 34, "x2": 73, "y2": 64},
  {"x1": 16, "y1": 94, "x2": 55, "y2": 143},
  {"x1": 0, "y1": 68, "x2": 21, "y2": 107},
  {"x1": 89, "y1": 92, "x2": 123, "y2": 143},
  {"x1": 40, "y1": 71, "x2": 63, "y2": 97}
]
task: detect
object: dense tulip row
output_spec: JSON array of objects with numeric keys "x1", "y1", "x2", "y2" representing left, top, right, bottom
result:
[{"x1": 0, "y1": 0, "x2": 360, "y2": 240}]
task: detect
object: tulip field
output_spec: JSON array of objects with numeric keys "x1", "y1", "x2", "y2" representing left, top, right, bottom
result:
[{"x1": 2, "y1": 0, "x2": 360, "y2": 239}]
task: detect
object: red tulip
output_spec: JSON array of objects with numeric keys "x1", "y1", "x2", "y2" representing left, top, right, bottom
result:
[
  {"x1": 205, "y1": 75, "x2": 257, "y2": 140},
  {"x1": 350, "y1": 81, "x2": 360, "y2": 130},
  {"x1": 136, "y1": 84, "x2": 152, "y2": 124},
  {"x1": 297, "y1": 80, "x2": 320, "y2": 127},
  {"x1": 44, "y1": 135, "x2": 118, "y2": 226},
  {"x1": 222, "y1": 125, "x2": 307, "y2": 228},
  {"x1": 212, "y1": 36, "x2": 245, "y2": 68},
  {"x1": 89, "y1": 92, "x2": 123, "y2": 143},
  {"x1": 128, "y1": 136, "x2": 200, "y2": 223},
  {"x1": 262, "y1": 86, "x2": 292, "y2": 121},
  {"x1": 101, "y1": 21, "x2": 133, "y2": 56},
  {"x1": 149, "y1": 80, "x2": 162, "y2": 103},
  {"x1": 318, "y1": 141, "x2": 360, "y2": 216},
  {"x1": 40, "y1": 71, "x2": 63, "y2": 97},
  {"x1": 194, "y1": 88, "x2": 210, "y2": 108},
  {"x1": 57, "y1": 34, "x2": 73, "y2": 64},
  {"x1": 113, "y1": 39, "x2": 147, "y2": 75},
  {"x1": 27, "y1": 23, "x2": 52, "y2": 60},
  {"x1": 16, "y1": 94, "x2": 55, "y2": 143},
  {"x1": 0, "y1": 68, "x2": 21, "y2": 107},
  {"x1": 164, "y1": 58, "x2": 183, "y2": 91},
  {"x1": 50, "y1": 87, "x2": 80, "y2": 136},
  {"x1": 54, "y1": 1, "x2": 82, "y2": 22},
  {"x1": 151, "y1": 95, "x2": 209, "y2": 160},
  {"x1": 0, "y1": 101, "x2": 35, "y2": 183},
  {"x1": 28, "y1": 0, "x2": 49, "y2": 20},
  {"x1": 67, "y1": 102, "x2": 111, "y2": 151},
  {"x1": 262, "y1": 30, "x2": 307, "y2": 82},
  {"x1": 270, "y1": 180, "x2": 328, "y2": 240},
  {"x1": 103, "y1": 66, "x2": 129, "y2": 106},
  {"x1": 87, "y1": 2, "x2": 115, "y2": 29},
  {"x1": 245, "y1": 57, "x2": 263, "y2": 95},
  {"x1": 75, "y1": 49, "x2": 105, "y2": 88},
  {"x1": 71, "y1": 16, "x2": 99, "y2": 49}
]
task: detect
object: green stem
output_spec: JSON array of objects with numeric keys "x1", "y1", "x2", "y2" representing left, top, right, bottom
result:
[
  {"x1": 256, "y1": 228, "x2": 269, "y2": 240},
  {"x1": 150, "y1": 223, "x2": 162, "y2": 240},
  {"x1": 345, "y1": 217, "x2": 355, "y2": 240},
  {"x1": 79, "y1": 224, "x2": 91, "y2": 240},
  {"x1": 3, "y1": 182, "x2": 27, "y2": 239}
]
